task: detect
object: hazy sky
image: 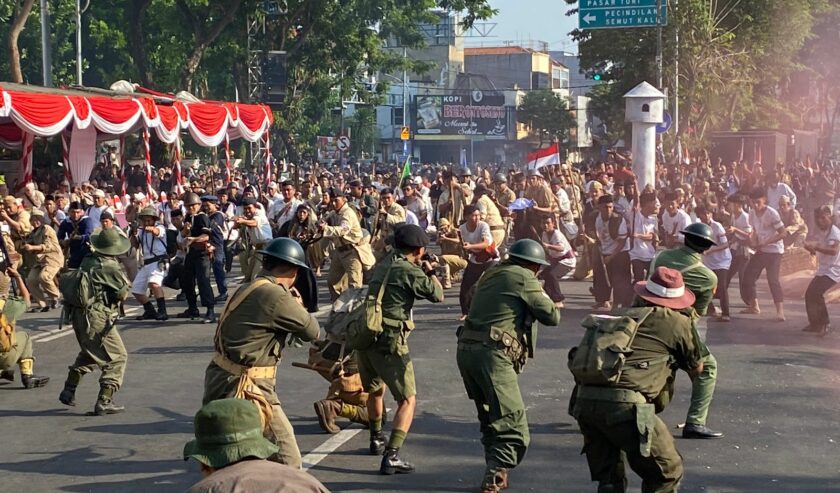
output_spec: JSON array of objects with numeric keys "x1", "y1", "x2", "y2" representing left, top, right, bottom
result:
[{"x1": 467, "y1": 0, "x2": 580, "y2": 53}]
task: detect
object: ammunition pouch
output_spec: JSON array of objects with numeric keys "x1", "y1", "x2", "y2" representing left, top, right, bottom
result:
[{"x1": 489, "y1": 326, "x2": 527, "y2": 374}]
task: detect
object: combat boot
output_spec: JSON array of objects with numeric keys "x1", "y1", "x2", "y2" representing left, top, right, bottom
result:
[
  {"x1": 314, "y1": 399, "x2": 341, "y2": 434},
  {"x1": 380, "y1": 447, "x2": 415, "y2": 475},
  {"x1": 370, "y1": 431, "x2": 386, "y2": 455},
  {"x1": 0, "y1": 369, "x2": 14, "y2": 382},
  {"x1": 155, "y1": 298, "x2": 169, "y2": 321},
  {"x1": 94, "y1": 386, "x2": 125, "y2": 415},
  {"x1": 136, "y1": 302, "x2": 157, "y2": 320},
  {"x1": 202, "y1": 308, "x2": 217, "y2": 324},
  {"x1": 22, "y1": 374, "x2": 50, "y2": 389},
  {"x1": 59, "y1": 383, "x2": 77, "y2": 406},
  {"x1": 480, "y1": 468, "x2": 509, "y2": 492},
  {"x1": 346, "y1": 404, "x2": 370, "y2": 427}
]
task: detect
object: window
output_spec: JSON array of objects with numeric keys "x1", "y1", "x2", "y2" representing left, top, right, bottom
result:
[
  {"x1": 642, "y1": 104, "x2": 650, "y2": 112},
  {"x1": 552, "y1": 67, "x2": 569, "y2": 89}
]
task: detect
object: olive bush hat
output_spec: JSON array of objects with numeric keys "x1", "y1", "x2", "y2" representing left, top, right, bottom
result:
[
  {"x1": 90, "y1": 228, "x2": 130, "y2": 257},
  {"x1": 183, "y1": 399, "x2": 278, "y2": 468}
]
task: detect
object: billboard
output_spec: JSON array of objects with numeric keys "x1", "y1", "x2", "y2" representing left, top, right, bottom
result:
[{"x1": 414, "y1": 91, "x2": 509, "y2": 140}]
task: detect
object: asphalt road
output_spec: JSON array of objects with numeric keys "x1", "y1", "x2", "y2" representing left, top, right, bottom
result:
[{"x1": 2, "y1": 266, "x2": 840, "y2": 493}]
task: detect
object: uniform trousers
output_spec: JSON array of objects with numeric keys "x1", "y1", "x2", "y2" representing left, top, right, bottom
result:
[
  {"x1": 26, "y1": 263, "x2": 61, "y2": 306},
  {"x1": 0, "y1": 330, "x2": 33, "y2": 370},
  {"x1": 573, "y1": 399, "x2": 683, "y2": 493},
  {"x1": 687, "y1": 352, "x2": 717, "y2": 426},
  {"x1": 211, "y1": 250, "x2": 227, "y2": 297},
  {"x1": 327, "y1": 247, "x2": 363, "y2": 302},
  {"x1": 631, "y1": 258, "x2": 653, "y2": 284},
  {"x1": 540, "y1": 261, "x2": 573, "y2": 303},
  {"x1": 69, "y1": 308, "x2": 127, "y2": 390},
  {"x1": 805, "y1": 275, "x2": 837, "y2": 328},
  {"x1": 457, "y1": 345, "x2": 529, "y2": 471},
  {"x1": 182, "y1": 251, "x2": 215, "y2": 312},
  {"x1": 742, "y1": 251, "x2": 783, "y2": 304}
]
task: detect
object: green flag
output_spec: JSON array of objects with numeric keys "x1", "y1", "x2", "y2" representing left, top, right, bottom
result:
[{"x1": 399, "y1": 155, "x2": 411, "y2": 187}]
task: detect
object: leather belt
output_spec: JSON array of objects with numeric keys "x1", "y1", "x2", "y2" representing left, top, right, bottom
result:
[
  {"x1": 490, "y1": 225, "x2": 505, "y2": 231},
  {"x1": 213, "y1": 353, "x2": 277, "y2": 380},
  {"x1": 576, "y1": 385, "x2": 648, "y2": 404}
]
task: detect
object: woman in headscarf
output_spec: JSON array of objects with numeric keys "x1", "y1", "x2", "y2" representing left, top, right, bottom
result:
[{"x1": 284, "y1": 203, "x2": 324, "y2": 276}]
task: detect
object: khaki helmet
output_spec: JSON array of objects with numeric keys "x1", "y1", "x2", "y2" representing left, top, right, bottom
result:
[
  {"x1": 139, "y1": 206, "x2": 158, "y2": 218},
  {"x1": 183, "y1": 192, "x2": 201, "y2": 206}
]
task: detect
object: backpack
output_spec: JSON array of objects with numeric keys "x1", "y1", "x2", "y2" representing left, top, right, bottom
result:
[
  {"x1": 327, "y1": 261, "x2": 395, "y2": 351},
  {"x1": 568, "y1": 307, "x2": 655, "y2": 386},
  {"x1": 0, "y1": 314, "x2": 14, "y2": 353},
  {"x1": 59, "y1": 268, "x2": 97, "y2": 308}
]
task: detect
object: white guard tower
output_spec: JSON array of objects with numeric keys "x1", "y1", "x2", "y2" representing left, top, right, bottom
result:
[{"x1": 624, "y1": 82, "x2": 665, "y2": 190}]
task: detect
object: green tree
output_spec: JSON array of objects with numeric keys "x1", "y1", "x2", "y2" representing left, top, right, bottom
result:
[{"x1": 517, "y1": 90, "x2": 576, "y2": 146}]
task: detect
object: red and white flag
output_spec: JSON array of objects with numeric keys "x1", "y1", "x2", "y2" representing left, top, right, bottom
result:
[{"x1": 526, "y1": 144, "x2": 561, "y2": 170}]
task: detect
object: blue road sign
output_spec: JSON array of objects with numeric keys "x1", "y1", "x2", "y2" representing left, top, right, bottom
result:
[
  {"x1": 579, "y1": 0, "x2": 667, "y2": 30},
  {"x1": 656, "y1": 110, "x2": 673, "y2": 134}
]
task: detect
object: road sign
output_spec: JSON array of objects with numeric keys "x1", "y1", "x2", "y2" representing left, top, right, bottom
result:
[
  {"x1": 656, "y1": 110, "x2": 672, "y2": 134},
  {"x1": 336, "y1": 135, "x2": 351, "y2": 151},
  {"x1": 400, "y1": 127, "x2": 410, "y2": 141},
  {"x1": 579, "y1": 0, "x2": 667, "y2": 30}
]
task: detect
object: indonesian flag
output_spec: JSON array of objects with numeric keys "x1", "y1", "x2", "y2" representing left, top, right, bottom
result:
[{"x1": 527, "y1": 144, "x2": 561, "y2": 170}]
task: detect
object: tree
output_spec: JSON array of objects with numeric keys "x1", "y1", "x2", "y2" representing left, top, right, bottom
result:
[
  {"x1": 6, "y1": 0, "x2": 36, "y2": 83},
  {"x1": 349, "y1": 106, "x2": 377, "y2": 159},
  {"x1": 517, "y1": 90, "x2": 576, "y2": 147}
]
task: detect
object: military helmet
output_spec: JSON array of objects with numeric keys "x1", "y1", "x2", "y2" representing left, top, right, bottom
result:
[
  {"x1": 139, "y1": 206, "x2": 158, "y2": 218},
  {"x1": 681, "y1": 222, "x2": 717, "y2": 246},
  {"x1": 459, "y1": 167, "x2": 473, "y2": 177},
  {"x1": 493, "y1": 172, "x2": 507, "y2": 184},
  {"x1": 182, "y1": 192, "x2": 201, "y2": 206},
  {"x1": 257, "y1": 237, "x2": 309, "y2": 269},
  {"x1": 508, "y1": 239, "x2": 549, "y2": 266}
]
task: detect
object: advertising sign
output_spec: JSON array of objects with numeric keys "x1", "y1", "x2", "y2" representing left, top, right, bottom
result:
[{"x1": 414, "y1": 91, "x2": 509, "y2": 140}]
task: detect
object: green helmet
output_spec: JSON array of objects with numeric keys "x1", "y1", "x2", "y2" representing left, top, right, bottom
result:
[
  {"x1": 508, "y1": 239, "x2": 549, "y2": 266},
  {"x1": 257, "y1": 237, "x2": 309, "y2": 269},
  {"x1": 182, "y1": 192, "x2": 201, "y2": 206},
  {"x1": 681, "y1": 222, "x2": 717, "y2": 246},
  {"x1": 493, "y1": 172, "x2": 507, "y2": 184},
  {"x1": 139, "y1": 206, "x2": 158, "y2": 218}
]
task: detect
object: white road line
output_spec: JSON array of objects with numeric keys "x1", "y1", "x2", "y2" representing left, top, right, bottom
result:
[
  {"x1": 301, "y1": 425, "x2": 365, "y2": 471},
  {"x1": 32, "y1": 306, "x2": 142, "y2": 343}
]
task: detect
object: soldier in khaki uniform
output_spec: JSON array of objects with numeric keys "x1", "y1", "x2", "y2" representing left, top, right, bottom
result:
[
  {"x1": 203, "y1": 237, "x2": 320, "y2": 469},
  {"x1": 474, "y1": 184, "x2": 506, "y2": 249},
  {"x1": 438, "y1": 171, "x2": 467, "y2": 226},
  {"x1": 2, "y1": 195, "x2": 32, "y2": 269},
  {"x1": 319, "y1": 189, "x2": 364, "y2": 301},
  {"x1": 572, "y1": 267, "x2": 704, "y2": 492},
  {"x1": 372, "y1": 188, "x2": 406, "y2": 258},
  {"x1": 457, "y1": 239, "x2": 560, "y2": 492},
  {"x1": 493, "y1": 173, "x2": 517, "y2": 211},
  {"x1": 358, "y1": 224, "x2": 443, "y2": 475},
  {"x1": 0, "y1": 268, "x2": 50, "y2": 389},
  {"x1": 21, "y1": 209, "x2": 63, "y2": 311},
  {"x1": 436, "y1": 218, "x2": 468, "y2": 289},
  {"x1": 59, "y1": 228, "x2": 131, "y2": 415}
]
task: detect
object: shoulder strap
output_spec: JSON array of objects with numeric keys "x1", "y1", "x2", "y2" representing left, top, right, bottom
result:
[
  {"x1": 375, "y1": 260, "x2": 396, "y2": 304},
  {"x1": 624, "y1": 306, "x2": 656, "y2": 351},
  {"x1": 214, "y1": 278, "x2": 273, "y2": 354},
  {"x1": 679, "y1": 260, "x2": 704, "y2": 274}
]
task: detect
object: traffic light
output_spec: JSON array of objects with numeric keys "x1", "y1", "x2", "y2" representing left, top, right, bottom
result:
[{"x1": 593, "y1": 73, "x2": 602, "y2": 81}]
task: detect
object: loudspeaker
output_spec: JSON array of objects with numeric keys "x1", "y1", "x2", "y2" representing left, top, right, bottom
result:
[{"x1": 263, "y1": 51, "x2": 288, "y2": 105}]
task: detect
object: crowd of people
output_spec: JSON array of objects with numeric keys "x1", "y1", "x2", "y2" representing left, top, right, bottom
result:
[{"x1": 1, "y1": 151, "x2": 839, "y2": 492}]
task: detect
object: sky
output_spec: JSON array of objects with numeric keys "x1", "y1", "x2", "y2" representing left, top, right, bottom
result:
[{"x1": 468, "y1": 0, "x2": 580, "y2": 53}]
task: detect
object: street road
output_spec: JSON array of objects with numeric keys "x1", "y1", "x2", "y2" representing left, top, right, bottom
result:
[{"x1": 2, "y1": 268, "x2": 840, "y2": 492}]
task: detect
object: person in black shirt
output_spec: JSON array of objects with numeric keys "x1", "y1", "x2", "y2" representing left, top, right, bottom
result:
[
  {"x1": 201, "y1": 195, "x2": 228, "y2": 303},
  {"x1": 177, "y1": 193, "x2": 216, "y2": 324}
]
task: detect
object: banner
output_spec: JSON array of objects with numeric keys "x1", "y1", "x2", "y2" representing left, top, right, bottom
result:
[{"x1": 414, "y1": 91, "x2": 509, "y2": 140}]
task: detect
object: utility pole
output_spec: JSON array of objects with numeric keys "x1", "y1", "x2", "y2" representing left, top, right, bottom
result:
[
  {"x1": 40, "y1": 0, "x2": 52, "y2": 87},
  {"x1": 674, "y1": 0, "x2": 680, "y2": 138},
  {"x1": 76, "y1": 0, "x2": 90, "y2": 85},
  {"x1": 402, "y1": 46, "x2": 409, "y2": 161},
  {"x1": 655, "y1": 0, "x2": 663, "y2": 90}
]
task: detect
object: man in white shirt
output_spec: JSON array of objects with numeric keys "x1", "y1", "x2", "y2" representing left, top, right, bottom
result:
[
  {"x1": 268, "y1": 180, "x2": 302, "y2": 236},
  {"x1": 131, "y1": 206, "x2": 169, "y2": 321},
  {"x1": 458, "y1": 205, "x2": 496, "y2": 319},
  {"x1": 803, "y1": 206, "x2": 840, "y2": 335},
  {"x1": 696, "y1": 205, "x2": 733, "y2": 321},
  {"x1": 661, "y1": 191, "x2": 693, "y2": 248},
  {"x1": 628, "y1": 193, "x2": 659, "y2": 283},
  {"x1": 741, "y1": 188, "x2": 787, "y2": 320},
  {"x1": 594, "y1": 195, "x2": 633, "y2": 310},
  {"x1": 725, "y1": 194, "x2": 753, "y2": 306},
  {"x1": 264, "y1": 181, "x2": 282, "y2": 211},
  {"x1": 87, "y1": 190, "x2": 113, "y2": 231},
  {"x1": 765, "y1": 168, "x2": 797, "y2": 211}
]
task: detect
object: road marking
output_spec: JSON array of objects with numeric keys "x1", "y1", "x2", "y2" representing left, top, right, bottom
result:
[
  {"x1": 31, "y1": 306, "x2": 142, "y2": 343},
  {"x1": 301, "y1": 425, "x2": 365, "y2": 471}
]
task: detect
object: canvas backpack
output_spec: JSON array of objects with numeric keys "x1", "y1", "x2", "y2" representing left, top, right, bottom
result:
[
  {"x1": 59, "y1": 268, "x2": 97, "y2": 308},
  {"x1": 329, "y1": 261, "x2": 395, "y2": 351},
  {"x1": 568, "y1": 307, "x2": 655, "y2": 386},
  {"x1": 0, "y1": 314, "x2": 14, "y2": 353}
]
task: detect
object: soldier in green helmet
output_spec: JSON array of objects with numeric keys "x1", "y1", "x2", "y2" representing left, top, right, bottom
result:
[
  {"x1": 649, "y1": 221, "x2": 724, "y2": 439},
  {"x1": 457, "y1": 238, "x2": 560, "y2": 492},
  {"x1": 0, "y1": 267, "x2": 50, "y2": 389},
  {"x1": 202, "y1": 237, "x2": 320, "y2": 469},
  {"x1": 59, "y1": 228, "x2": 131, "y2": 415}
]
